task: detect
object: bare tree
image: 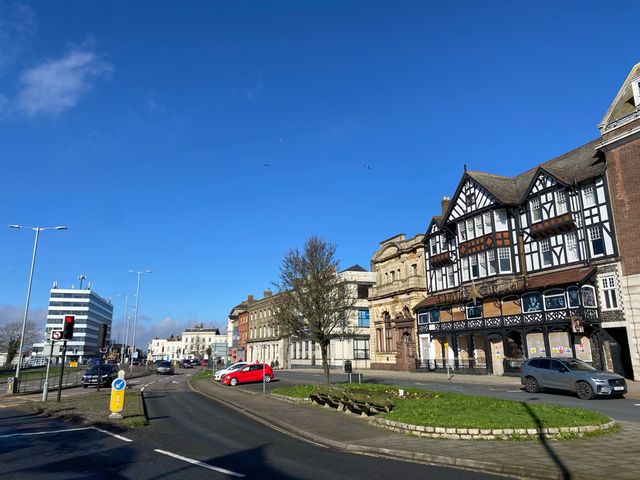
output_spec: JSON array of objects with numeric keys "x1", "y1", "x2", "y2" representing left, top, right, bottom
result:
[
  {"x1": 272, "y1": 236, "x2": 356, "y2": 384},
  {"x1": 0, "y1": 321, "x2": 40, "y2": 366}
]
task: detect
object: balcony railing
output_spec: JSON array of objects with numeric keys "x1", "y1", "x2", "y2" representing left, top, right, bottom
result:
[{"x1": 417, "y1": 307, "x2": 598, "y2": 334}]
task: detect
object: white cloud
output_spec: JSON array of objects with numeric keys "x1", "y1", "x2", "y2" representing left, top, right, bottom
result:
[
  {"x1": 0, "y1": 1, "x2": 36, "y2": 76},
  {"x1": 0, "y1": 304, "x2": 47, "y2": 328},
  {"x1": 15, "y1": 49, "x2": 112, "y2": 116}
]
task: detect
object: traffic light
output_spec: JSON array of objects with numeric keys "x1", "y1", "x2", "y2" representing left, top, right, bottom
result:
[
  {"x1": 98, "y1": 324, "x2": 107, "y2": 349},
  {"x1": 63, "y1": 315, "x2": 75, "y2": 340}
]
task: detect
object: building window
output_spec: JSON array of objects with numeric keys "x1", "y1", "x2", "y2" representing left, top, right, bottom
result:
[
  {"x1": 581, "y1": 286, "x2": 597, "y2": 308},
  {"x1": 357, "y1": 309, "x2": 370, "y2": 327},
  {"x1": 530, "y1": 197, "x2": 542, "y2": 223},
  {"x1": 567, "y1": 287, "x2": 580, "y2": 308},
  {"x1": 483, "y1": 211, "x2": 492, "y2": 233},
  {"x1": 466, "y1": 301, "x2": 482, "y2": 319},
  {"x1": 353, "y1": 339, "x2": 370, "y2": 359},
  {"x1": 462, "y1": 257, "x2": 469, "y2": 281},
  {"x1": 417, "y1": 313, "x2": 428, "y2": 325},
  {"x1": 357, "y1": 284, "x2": 369, "y2": 299},
  {"x1": 494, "y1": 209, "x2": 508, "y2": 231},
  {"x1": 474, "y1": 215, "x2": 483, "y2": 237},
  {"x1": 458, "y1": 222, "x2": 466, "y2": 242},
  {"x1": 440, "y1": 234, "x2": 448, "y2": 251},
  {"x1": 566, "y1": 231, "x2": 579, "y2": 262},
  {"x1": 412, "y1": 263, "x2": 418, "y2": 276},
  {"x1": 589, "y1": 226, "x2": 605, "y2": 256},
  {"x1": 544, "y1": 289, "x2": 567, "y2": 310},
  {"x1": 601, "y1": 276, "x2": 620, "y2": 310},
  {"x1": 487, "y1": 249, "x2": 497, "y2": 275},
  {"x1": 470, "y1": 255, "x2": 479, "y2": 279},
  {"x1": 428, "y1": 308, "x2": 440, "y2": 323},
  {"x1": 583, "y1": 184, "x2": 597, "y2": 208},
  {"x1": 522, "y1": 292, "x2": 542, "y2": 313},
  {"x1": 498, "y1": 248, "x2": 512, "y2": 273},
  {"x1": 466, "y1": 218, "x2": 475, "y2": 240},
  {"x1": 466, "y1": 191, "x2": 475, "y2": 207},
  {"x1": 436, "y1": 268, "x2": 443, "y2": 290},
  {"x1": 478, "y1": 252, "x2": 487, "y2": 277},
  {"x1": 390, "y1": 271, "x2": 396, "y2": 282},
  {"x1": 556, "y1": 190, "x2": 568, "y2": 215},
  {"x1": 430, "y1": 237, "x2": 437, "y2": 255},
  {"x1": 540, "y1": 239, "x2": 552, "y2": 267},
  {"x1": 446, "y1": 266, "x2": 455, "y2": 287}
]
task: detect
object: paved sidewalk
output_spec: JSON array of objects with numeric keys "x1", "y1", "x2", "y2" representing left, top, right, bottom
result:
[{"x1": 191, "y1": 376, "x2": 640, "y2": 480}]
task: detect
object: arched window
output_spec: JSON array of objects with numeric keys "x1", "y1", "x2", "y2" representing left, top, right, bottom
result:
[
  {"x1": 466, "y1": 301, "x2": 482, "y2": 319},
  {"x1": 581, "y1": 286, "x2": 597, "y2": 308},
  {"x1": 428, "y1": 308, "x2": 440, "y2": 324},
  {"x1": 567, "y1": 287, "x2": 580, "y2": 308},
  {"x1": 522, "y1": 293, "x2": 542, "y2": 313},
  {"x1": 543, "y1": 289, "x2": 567, "y2": 311}
]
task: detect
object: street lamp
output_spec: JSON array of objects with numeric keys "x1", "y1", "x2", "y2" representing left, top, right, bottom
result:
[
  {"x1": 129, "y1": 269, "x2": 151, "y2": 373},
  {"x1": 9, "y1": 224, "x2": 67, "y2": 387}
]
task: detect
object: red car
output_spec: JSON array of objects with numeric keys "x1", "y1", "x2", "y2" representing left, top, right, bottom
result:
[{"x1": 221, "y1": 363, "x2": 274, "y2": 386}]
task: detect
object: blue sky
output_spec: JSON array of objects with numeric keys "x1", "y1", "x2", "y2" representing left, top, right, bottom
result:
[{"x1": 1, "y1": 1, "x2": 639, "y2": 348}]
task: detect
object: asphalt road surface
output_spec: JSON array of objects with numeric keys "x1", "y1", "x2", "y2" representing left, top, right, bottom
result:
[{"x1": 0, "y1": 373, "x2": 506, "y2": 479}]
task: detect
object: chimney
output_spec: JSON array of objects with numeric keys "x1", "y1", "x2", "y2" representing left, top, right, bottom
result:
[
  {"x1": 441, "y1": 196, "x2": 451, "y2": 216},
  {"x1": 247, "y1": 295, "x2": 254, "y2": 304},
  {"x1": 263, "y1": 289, "x2": 272, "y2": 298}
]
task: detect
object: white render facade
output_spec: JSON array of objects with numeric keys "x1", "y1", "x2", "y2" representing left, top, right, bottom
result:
[{"x1": 33, "y1": 285, "x2": 113, "y2": 362}]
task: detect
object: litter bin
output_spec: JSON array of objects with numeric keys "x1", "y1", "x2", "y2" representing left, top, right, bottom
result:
[{"x1": 344, "y1": 360, "x2": 352, "y2": 374}]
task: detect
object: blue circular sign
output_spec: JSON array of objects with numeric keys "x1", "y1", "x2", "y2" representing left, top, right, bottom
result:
[{"x1": 112, "y1": 378, "x2": 126, "y2": 391}]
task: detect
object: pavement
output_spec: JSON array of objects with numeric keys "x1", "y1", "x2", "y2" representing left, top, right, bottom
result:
[{"x1": 190, "y1": 370, "x2": 640, "y2": 480}]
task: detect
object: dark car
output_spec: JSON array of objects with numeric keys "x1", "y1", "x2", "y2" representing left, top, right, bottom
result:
[
  {"x1": 82, "y1": 364, "x2": 117, "y2": 388},
  {"x1": 521, "y1": 357, "x2": 627, "y2": 399},
  {"x1": 180, "y1": 360, "x2": 193, "y2": 368}
]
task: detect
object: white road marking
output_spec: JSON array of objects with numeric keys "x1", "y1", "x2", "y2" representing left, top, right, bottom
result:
[
  {"x1": 507, "y1": 390, "x2": 522, "y2": 393},
  {"x1": 0, "y1": 426, "x2": 131, "y2": 443},
  {"x1": 172, "y1": 381, "x2": 181, "y2": 384},
  {"x1": 154, "y1": 449, "x2": 245, "y2": 477},
  {"x1": 634, "y1": 404, "x2": 640, "y2": 407}
]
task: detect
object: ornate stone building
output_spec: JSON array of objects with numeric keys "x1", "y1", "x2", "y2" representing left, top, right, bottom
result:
[{"x1": 369, "y1": 233, "x2": 427, "y2": 371}]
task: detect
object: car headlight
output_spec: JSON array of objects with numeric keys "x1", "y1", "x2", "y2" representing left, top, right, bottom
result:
[{"x1": 591, "y1": 378, "x2": 608, "y2": 385}]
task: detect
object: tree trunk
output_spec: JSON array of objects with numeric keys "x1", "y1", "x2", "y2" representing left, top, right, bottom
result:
[{"x1": 320, "y1": 341, "x2": 331, "y2": 384}]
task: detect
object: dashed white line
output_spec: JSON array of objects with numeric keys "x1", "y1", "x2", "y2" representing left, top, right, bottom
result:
[
  {"x1": 154, "y1": 449, "x2": 245, "y2": 477},
  {"x1": 506, "y1": 390, "x2": 522, "y2": 393},
  {"x1": 634, "y1": 403, "x2": 640, "y2": 407},
  {"x1": 90, "y1": 427, "x2": 133, "y2": 442},
  {"x1": 0, "y1": 426, "x2": 132, "y2": 443}
]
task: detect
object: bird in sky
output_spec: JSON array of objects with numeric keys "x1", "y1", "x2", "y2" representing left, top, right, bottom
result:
[
  {"x1": 362, "y1": 164, "x2": 371, "y2": 170},
  {"x1": 263, "y1": 163, "x2": 271, "y2": 167}
]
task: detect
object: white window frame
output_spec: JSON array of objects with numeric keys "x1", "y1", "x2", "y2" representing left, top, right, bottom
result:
[
  {"x1": 530, "y1": 197, "x2": 542, "y2": 223},
  {"x1": 555, "y1": 190, "x2": 568, "y2": 215},
  {"x1": 494, "y1": 209, "x2": 508, "y2": 232},
  {"x1": 566, "y1": 231, "x2": 579, "y2": 263},
  {"x1": 498, "y1": 247, "x2": 512, "y2": 273},
  {"x1": 487, "y1": 249, "x2": 497, "y2": 275},
  {"x1": 540, "y1": 238, "x2": 552, "y2": 267},
  {"x1": 430, "y1": 237, "x2": 438, "y2": 255},
  {"x1": 440, "y1": 234, "x2": 448, "y2": 251},
  {"x1": 583, "y1": 184, "x2": 597, "y2": 208},
  {"x1": 600, "y1": 276, "x2": 620, "y2": 311},
  {"x1": 581, "y1": 286, "x2": 598, "y2": 308},
  {"x1": 458, "y1": 222, "x2": 466, "y2": 242},
  {"x1": 567, "y1": 287, "x2": 580, "y2": 308},
  {"x1": 466, "y1": 301, "x2": 483, "y2": 319},
  {"x1": 470, "y1": 255, "x2": 479, "y2": 279},
  {"x1": 589, "y1": 226, "x2": 605, "y2": 257},
  {"x1": 462, "y1": 257, "x2": 469, "y2": 281},
  {"x1": 474, "y1": 215, "x2": 483, "y2": 237},
  {"x1": 543, "y1": 288, "x2": 567, "y2": 311},
  {"x1": 483, "y1": 211, "x2": 493, "y2": 233},
  {"x1": 446, "y1": 265, "x2": 455, "y2": 287},
  {"x1": 478, "y1": 252, "x2": 487, "y2": 277},
  {"x1": 466, "y1": 218, "x2": 475, "y2": 240}
]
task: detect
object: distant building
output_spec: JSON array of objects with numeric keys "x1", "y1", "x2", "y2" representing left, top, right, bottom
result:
[
  {"x1": 147, "y1": 324, "x2": 226, "y2": 362},
  {"x1": 33, "y1": 282, "x2": 113, "y2": 363}
]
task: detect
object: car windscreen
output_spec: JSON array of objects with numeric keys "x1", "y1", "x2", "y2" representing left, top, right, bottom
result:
[
  {"x1": 159, "y1": 362, "x2": 171, "y2": 367},
  {"x1": 86, "y1": 366, "x2": 111, "y2": 374},
  {"x1": 564, "y1": 359, "x2": 597, "y2": 371}
]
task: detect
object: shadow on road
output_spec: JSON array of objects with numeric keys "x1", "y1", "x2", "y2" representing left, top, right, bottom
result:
[{"x1": 523, "y1": 402, "x2": 571, "y2": 480}]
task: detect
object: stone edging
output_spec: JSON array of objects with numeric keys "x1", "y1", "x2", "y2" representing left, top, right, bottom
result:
[
  {"x1": 269, "y1": 393, "x2": 312, "y2": 405},
  {"x1": 368, "y1": 417, "x2": 617, "y2": 440}
]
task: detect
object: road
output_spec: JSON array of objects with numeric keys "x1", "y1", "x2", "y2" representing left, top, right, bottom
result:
[
  {"x1": 0, "y1": 371, "x2": 506, "y2": 479},
  {"x1": 270, "y1": 369, "x2": 640, "y2": 422}
]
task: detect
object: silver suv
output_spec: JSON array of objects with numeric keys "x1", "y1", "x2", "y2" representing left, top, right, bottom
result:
[{"x1": 521, "y1": 357, "x2": 627, "y2": 400}]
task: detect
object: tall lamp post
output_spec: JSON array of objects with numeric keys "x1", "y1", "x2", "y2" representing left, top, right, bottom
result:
[
  {"x1": 9, "y1": 224, "x2": 67, "y2": 388},
  {"x1": 129, "y1": 269, "x2": 151, "y2": 373}
]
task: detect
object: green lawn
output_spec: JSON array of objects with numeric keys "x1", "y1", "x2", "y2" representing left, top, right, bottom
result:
[
  {"x1": 22, "y1": 388, "x2": 147, "y2": 428},
  {"x1": 271, "y1": 383, "x2": 610, "y2": 430}
]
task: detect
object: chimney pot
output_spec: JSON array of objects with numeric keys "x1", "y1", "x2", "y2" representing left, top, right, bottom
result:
[{"x1": 441, "y1": 196, "x2": 451, "y2": 216}]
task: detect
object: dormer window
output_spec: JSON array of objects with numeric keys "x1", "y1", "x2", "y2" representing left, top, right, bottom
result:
[
  {"x1": 555, "y1": 190, "x2": 568, "y2": 215},
  {"x1": 632, "y1": 80, "x2": 640, "y2": 107},
  {"x1": 530, "y1": 198, "x2": 542, "y2": 223}
]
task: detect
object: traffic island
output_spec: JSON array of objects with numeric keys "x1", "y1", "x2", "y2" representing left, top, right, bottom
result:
[{"x1": 270, "y1": 383, "x2": 616, "y2": 441}]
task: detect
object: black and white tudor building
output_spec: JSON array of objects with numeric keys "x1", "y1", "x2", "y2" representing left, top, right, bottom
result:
[{"x1": 414, "y1": 139, "x2": 626, "y2": 376}]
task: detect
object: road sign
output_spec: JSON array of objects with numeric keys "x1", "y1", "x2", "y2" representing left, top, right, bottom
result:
[
  {"x1": 109, "y1": 378, "x2": 127, "y2": 416},
  {"x1": 51, "y1": 331, "x2": 62, "y2": 340}
]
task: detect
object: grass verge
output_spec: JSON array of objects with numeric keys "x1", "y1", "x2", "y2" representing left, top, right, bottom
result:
[
  {"x1": 193, "y1": 370, "x2": 213, "y2": 380},
  {"x1": 271, "y1": 383, "x2": 610, "y2": 430},
  {"x1": 21, "y1": 388, "x2": 148, "y2": 428}
]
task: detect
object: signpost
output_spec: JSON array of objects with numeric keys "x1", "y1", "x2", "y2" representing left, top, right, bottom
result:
[{"x1": 109, "y1": 370, "x2": 127, "y2": 419}]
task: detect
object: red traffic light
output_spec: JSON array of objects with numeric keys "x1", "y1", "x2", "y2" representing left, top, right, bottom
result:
[{"x1": 63, "y1": 315, "x2": 75, "y2": 340}]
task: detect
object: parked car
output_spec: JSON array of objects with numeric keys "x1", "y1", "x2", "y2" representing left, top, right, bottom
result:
[
  {"x1": 180, "y1": 360, "x2": 193, "y2": 368},
  {"x1": 214, "y1": 362, "x2": 248, "y2": 381},
  {"x1": 199, "y1": 359, "x2": 209, "y2": 367},
  {"x1": 82, "y1": 365, "x2": 117, "y2": 388},
  {"x1": 221, "y1": 363, "x2": 274, "y2": 386},
  {"x1": 521, "y1": 357, "x2": 627, "y2": 399},
  {"x1": 156, "y1": 361, "x2": 174, "y2": 375}
]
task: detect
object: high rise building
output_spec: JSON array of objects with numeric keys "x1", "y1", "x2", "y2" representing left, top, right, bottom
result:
[{"x1": 33, "y1": 282, "x2": 113, "y2": 362}]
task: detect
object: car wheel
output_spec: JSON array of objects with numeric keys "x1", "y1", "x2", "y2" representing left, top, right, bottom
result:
[
  {"x1": 524, "y1": 376, "x2": 540, "y2": 393},
  {"x1": 264, "y1": 374, "x2": 272, "y2": 383},
  {"x1": 576, "y1": 381, "x2": 595, "y2": 400},
  {"x1": 229, "y1": 377, "x2": 238, "y2": 386}
]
